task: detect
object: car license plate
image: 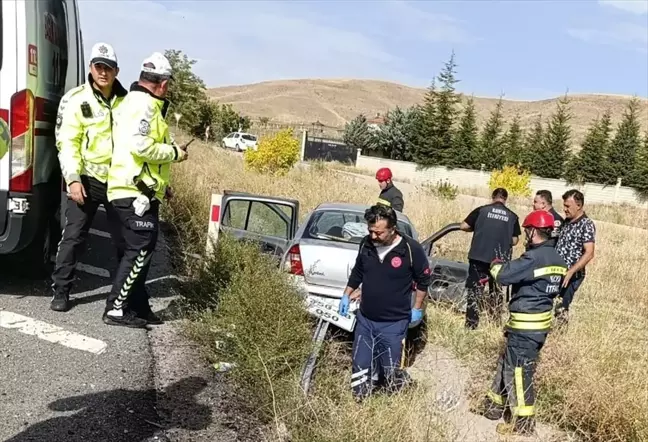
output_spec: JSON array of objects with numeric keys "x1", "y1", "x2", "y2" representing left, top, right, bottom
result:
[{"x1": 306, "y1": 294, "x2": 356, "y2": 332}]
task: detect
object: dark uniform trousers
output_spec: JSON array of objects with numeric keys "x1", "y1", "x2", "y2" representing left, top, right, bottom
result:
[
  {"x1": 52, "y1": 175, "x2": 124, "y2": 294},
  {"x1": 351, "y1": 311, "x2": 410, "y2": 399},
  {"x1": 487, "y1": 331, "x2": 546, "y2": 419},
  {"x1": 105, "y1": 197, "x2": 159, "y2": 315},
  {"x1": 465, "y1": 259, "x2": 504, "y2": 329}
]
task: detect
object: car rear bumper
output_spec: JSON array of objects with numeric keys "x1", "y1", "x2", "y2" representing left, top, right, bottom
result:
[{"x1": 0, "y1": 206, "x2": 33, "y2": 255}]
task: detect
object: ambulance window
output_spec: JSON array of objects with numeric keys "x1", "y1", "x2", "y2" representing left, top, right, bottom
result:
[{"x1": 43, "y1": 0, "x2": 69, "y2": 95}]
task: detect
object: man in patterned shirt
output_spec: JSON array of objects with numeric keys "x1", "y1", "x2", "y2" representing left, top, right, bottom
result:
[{"x1": 555, "y1": 189, "x2": 596, "y2": 324}]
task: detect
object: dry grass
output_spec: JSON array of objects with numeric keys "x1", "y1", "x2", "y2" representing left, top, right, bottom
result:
[
  {"x1": 207, "y1": 79, "x2": 648, "y2": 147},
  {"x1": 167, "y1": 137, "x2": 648, "y2": 441}
]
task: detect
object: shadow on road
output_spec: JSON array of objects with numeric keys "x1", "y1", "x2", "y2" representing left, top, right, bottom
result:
[{"x1": 4, "y1": 377, "x2": 211, "y2": 442}]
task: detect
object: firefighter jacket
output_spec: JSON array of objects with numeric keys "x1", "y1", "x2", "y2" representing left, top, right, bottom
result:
[
  {"x1": 56, "y1": 74, "x2": 128, "y2": 185},
  {"x1": 377, "y1": 183, "x2": 404, "y2": 212},
  {"x1": 0, "y1": 117, "x2": 8, "y2": 160},
  {"x1": 490, "y1": 241, "x2": 568, "y2": 333},
  {"x1": 107, "y1": 83, "x2": 181, "y2": 203}
]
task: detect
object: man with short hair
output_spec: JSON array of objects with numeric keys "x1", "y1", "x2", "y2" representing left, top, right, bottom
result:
[
  {"x1": 554, "y1": 189, "x2": 596, "y2": 324},
  {"x1": 50, "y1": 42, "x2": 128, "y2": 312},
  {"x1": 338, "y1": 204, "x2": 431, "y2": 401},
  {"x1": 460, "y1": 188, "x2": 521, "y2": 329},
  {"x1": 532, "y1": 190, "x2": 564, "y2": 247},
  {"x1": 477, "y1": 210, "x2": 568, "y2": 436},
  {"x1": 375, "y1": 167, "x2": 404, "y2": 212},
  {"x1": 104, "y1": 52, "x2": 189, "y2": 328}
]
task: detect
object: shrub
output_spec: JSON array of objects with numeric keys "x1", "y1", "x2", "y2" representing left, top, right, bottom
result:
[
  {"x1": 429, "y1": 179, "x2": 459, "y2": 200},
  {"x1": 488, "y1": 165, "x2": 532, "y2": 197},
  {"x1": 243, "y1": 128, "x2": 300, "y2": 175}
]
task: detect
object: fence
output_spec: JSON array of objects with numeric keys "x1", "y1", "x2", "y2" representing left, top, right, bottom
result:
[
  {"x1": 355, "y1": 150, "x2": 648, "y2": 208},
  {"x1": 300, "y1": 131, "x2": 356, "y2": 163}
]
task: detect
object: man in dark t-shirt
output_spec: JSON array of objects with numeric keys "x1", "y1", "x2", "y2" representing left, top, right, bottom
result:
[
  {"x1": 533, "y1": 189, "x2": 564, "y2": 247},
  {"x1": 460, "y1": 188, "x2": 521, "y2": 329}
]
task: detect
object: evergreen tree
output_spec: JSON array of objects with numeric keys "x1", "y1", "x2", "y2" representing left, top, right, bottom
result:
[
  {"x1": 373, "y1": 107, "x2": 411, "y2": 161},
  {"x1": 503, "y1": 114, "x2": 524, "y2": 167},
  {"x1": 606, "y1": 97, "x2": 642, "y2": 185},
  {"x1": 534, "y1": 94, "x2": 572, "y2": 179},
  {"x1": 412, "y1": 79, "x2": 437, "y2": 166},
  {"x1": 521, "y1": 116, "x2": 543, "y2": 172},
  {"x1": 343, "y1": 114, "x2": 375, "y2": 152},
  {"x1": 429, "y1": 52, "x2": 461, "y2": 166},
  {"x1": 564, "y1": 111, "x2": 612, "y2": 184},
  {"x1": 477, "y1": 96, "x2": 506, "y2": 170},
  {"x1": 452, "y1": 96, "x2": 479, "y2": 169},
  {"x1": 630, "y1": 132, "x2": 648, "y2": 196}
]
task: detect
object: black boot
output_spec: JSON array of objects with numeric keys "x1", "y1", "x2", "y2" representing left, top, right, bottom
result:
[
  {"x1": 102, "y1": 309, "x2": 147, "y2": 328},
  {"x1": 50, "y1": 289, "x2": 70, "y2": 312},
  {"x1": 473, "y1": 396, "x2": 505, "y2": 420},
  {"x1": 136, "y1": 308, "x2": 164, "y2": 325}
]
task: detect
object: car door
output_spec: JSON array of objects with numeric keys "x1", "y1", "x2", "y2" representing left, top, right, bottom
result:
[
  {"x1": 219, "y1": 190, "x2": 299, "y2": 259},
  {"x1": 420, "y1": 223, "x2": 470, "y2": 311}
]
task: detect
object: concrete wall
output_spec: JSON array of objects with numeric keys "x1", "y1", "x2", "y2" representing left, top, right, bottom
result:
[{"x1": 355, "y1": 150, "x2": 648, "y2": 208}]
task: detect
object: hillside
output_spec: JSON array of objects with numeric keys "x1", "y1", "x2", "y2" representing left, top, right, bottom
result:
[{"x1": 207, "y1": 79, "x2": 648, "y2": 146}]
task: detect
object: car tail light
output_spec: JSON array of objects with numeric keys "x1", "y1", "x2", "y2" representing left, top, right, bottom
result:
[
  {"x1": 9, "y1": 89, "x2": 35, "y2": 193},
  {"x1": 284, "y1": 244, "x2": 304, "y2": 275}
]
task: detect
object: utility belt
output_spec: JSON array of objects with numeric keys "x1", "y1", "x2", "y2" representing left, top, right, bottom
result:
[
  {"x1": 505, "y1": 310, "x2": 553, "y2": 331},
  {"x1": 132, "y1": 164, "x2": 159, "y2": 217}
]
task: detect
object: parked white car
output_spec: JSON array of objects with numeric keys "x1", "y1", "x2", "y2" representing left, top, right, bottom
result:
[
  {"x1": 222, "y1": 132, "x2": 258, "y2": 151},
  {"x1": 213, "y1": 191, "x2": 470, "y2": 335}
]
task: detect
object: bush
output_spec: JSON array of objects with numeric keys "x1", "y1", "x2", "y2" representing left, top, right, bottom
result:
[
  {"x1": 488, "y1": 165, "x2": 532, "y2": 197},
  {"x1": 427, "y1": 179, "x2": 459, "y2": 200},
  {"x1": 244, "y1": 128, "x2": 300, "y2": 175}
]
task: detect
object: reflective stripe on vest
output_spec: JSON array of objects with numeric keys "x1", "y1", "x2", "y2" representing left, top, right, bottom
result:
[
  {"x1": 533, "y1": 266, "x2": 567, "y2": 278},
  {"x1": 377, "y1": 198, "x2": 391, "y2": 207},
  {"x1": 506, "y1": 310, "x2": 553, "y2": 331}
]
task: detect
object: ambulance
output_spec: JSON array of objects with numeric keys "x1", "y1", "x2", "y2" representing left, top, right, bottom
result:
[{"x1": 0, "y1": 0, "x2": 85, "y2": 274}]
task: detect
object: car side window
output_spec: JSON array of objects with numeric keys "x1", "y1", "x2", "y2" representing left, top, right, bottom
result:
[
  {"x1": 222, "y1": 199, "x2": 293, "y2": 239},
  {"x1": 222, "y1": 200, "x2": 248, "y2": 230}
]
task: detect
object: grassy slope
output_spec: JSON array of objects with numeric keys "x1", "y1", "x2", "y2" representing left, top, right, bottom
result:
[
  {"x1": 207, "y1": 79, "x2": 648, "y2": 147},
  {"x1": 167, "y1": 138, "x2": 648, "y2": 441}
]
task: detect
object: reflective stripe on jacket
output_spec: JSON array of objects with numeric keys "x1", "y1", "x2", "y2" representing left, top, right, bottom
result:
[
  {"x1": 490, "y1": 241, "x2": 568, "y2": 332},
  {"x1": 55, "y1": 74, "x2": 127, "y2": 184},
  {"x1": 0, "y1": 118, "x2": 8, "y2": 160},
  {"x1": 107, "y1": 83, "x2": 179, "y2": 202}
]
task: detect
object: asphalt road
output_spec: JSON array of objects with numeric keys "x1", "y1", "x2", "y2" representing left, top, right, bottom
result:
[{"x1": 0, "y1": 206, "x2": 183, "y2": 442}]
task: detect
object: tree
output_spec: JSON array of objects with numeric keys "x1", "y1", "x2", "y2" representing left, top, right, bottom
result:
[
  {"x1": 452, "y1": 96, "x2": 479, "y2": 169},
  {"x1": 373, "y1": 107, "x2": 415, "y2": 161},
  {"x1": 534, "y1": 94, "x2": 572, "y2": 178},
  {"x1": 630, "y1": 132, "x2": 648, "y2": 196},
  {"x1": 564, "y1": 110, "x2": 612, "y2": 184},
  {"x1": 164, "y1": 49, "x2": 208, "y2": 132},
  {"x1": 343, "y1": 114, "x2": 375, "y2": 152},
  {"x1": 477, "y1": 96, "x2": 506, "y2": 170},
  {"x1": 521, "y1": 116, "x2": 543, "y2": 172},
  {"x1": 607, "y1": 97, "x2": 642, "y2": 185},
  {"x1": 428, "y1": 52, "x2": 461, "y2": 166},
  {"x1": 412, "y1": 79, "x2": 437, "y2": 167},
  {"x1": 503, "y1": 113, "x2": 525, "y2": 168}
]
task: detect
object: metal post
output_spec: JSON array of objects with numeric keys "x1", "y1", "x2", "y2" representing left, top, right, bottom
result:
[{"x1": 299, "y1": 318, "x2": 330, "y2": 395}]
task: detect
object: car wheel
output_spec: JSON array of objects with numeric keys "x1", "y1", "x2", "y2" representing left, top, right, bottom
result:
[{"x1": 235, "y1": 144, "x2": 242, "y2": 152}]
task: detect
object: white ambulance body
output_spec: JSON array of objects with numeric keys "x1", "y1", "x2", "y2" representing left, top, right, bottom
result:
[{"x1": 0, "y1": 0, "x2": 84, "y2": 273}]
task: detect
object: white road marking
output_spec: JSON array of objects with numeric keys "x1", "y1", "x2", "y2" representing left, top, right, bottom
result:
[
  {"x1": 89, "y1": 228, "x2": 111, "y2": 239},
  {"x1": 77, "y1": 263, "x2": 110, "y2": 278},
  {"x1": 0, "y1": 311, "x2": 108, "y2": 355}
]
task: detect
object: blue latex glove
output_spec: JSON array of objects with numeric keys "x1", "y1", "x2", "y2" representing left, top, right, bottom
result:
[
  {"x1": 339, "y1": 294, "x2": 350, "y2": 316},
  {"x1": 411, "y1": 308, "x2": 424, "y2": 323}
]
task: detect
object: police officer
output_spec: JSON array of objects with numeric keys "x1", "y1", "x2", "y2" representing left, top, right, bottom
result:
[
  {"x1": 103, "y1": 52, "x2": 188, "y2": 328},
  {"x1": 375, "y1": 167, "x2": 404, "y2": 212},
  {"x1": 476, "y1": 210, "x2": 567, "y2": 436},
  {"x1": 50, "y1": 42, "x2": 128, "y2": 312},
  {"x1": 460, "y1": 188, "x2": 521, "y2": 329},
  {"x1": 0, "y1": 116, "x2": 8, "y2": 160},
  {"x1": 338, "y1": 204, "x2": 431, "y2": 401},
  {"x1": 532, "y1": 189, "x2": 563, "y2": 247}
]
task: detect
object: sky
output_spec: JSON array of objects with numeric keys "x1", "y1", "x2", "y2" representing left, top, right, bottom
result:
[{"x1": 77, "y1": 0, "x2": 648, "y2": 100}]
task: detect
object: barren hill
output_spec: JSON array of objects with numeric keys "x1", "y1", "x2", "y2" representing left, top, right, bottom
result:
[{"x1": 207, "y1": 79, "x2": 648, "y2": 146}]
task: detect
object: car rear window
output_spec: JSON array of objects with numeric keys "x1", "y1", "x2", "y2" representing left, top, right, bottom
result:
[
  {"x1": 303, "y1": 210, "x2": 413, "y2": 244},
  {"x1": 242, "y1": 134, "x2": 256, "y2": 141}
]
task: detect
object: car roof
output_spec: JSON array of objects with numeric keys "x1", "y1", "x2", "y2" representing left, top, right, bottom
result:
[{"x1": 314, "y1": 202, "x2": 414, "y2": 224}]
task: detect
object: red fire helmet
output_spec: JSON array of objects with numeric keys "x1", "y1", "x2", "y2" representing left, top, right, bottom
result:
[
  {"x1": 375, "y1": 167, "x2": 392, "y2": 181},
  {"x1": 522, "y1": 210, "x2": 555, "y2": 229}
]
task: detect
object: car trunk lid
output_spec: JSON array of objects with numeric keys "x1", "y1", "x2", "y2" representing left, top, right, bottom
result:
[{"x1": 297, "y1": 239, "x2": 362, "y2": 290}]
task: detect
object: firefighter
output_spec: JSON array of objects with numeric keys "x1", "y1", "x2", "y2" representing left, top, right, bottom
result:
[
  {"x1": 375, "y1": 167, "x2": 404, "y2": 212},
  {"x1": 0, "y1": 116, "x2": 8, "y2": 160},
  {"x1": 338, "y1": 204, "x2": 431, "y2": 401},
  {"x1": 103, "y1": 52, "x2": 188, "y2": 328},
  {"x1": 476, "y1": 210, "x2": 568, "y2": 436},
  {"x1": 50, "y1": 42, "x2": 128, "y2": 312},
  {"x1": 460, "y1": 188, "x2": 521, "y2": 329},
  {"x1": 532, "y1": 189, "x2": 564, "y2": 247}
]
